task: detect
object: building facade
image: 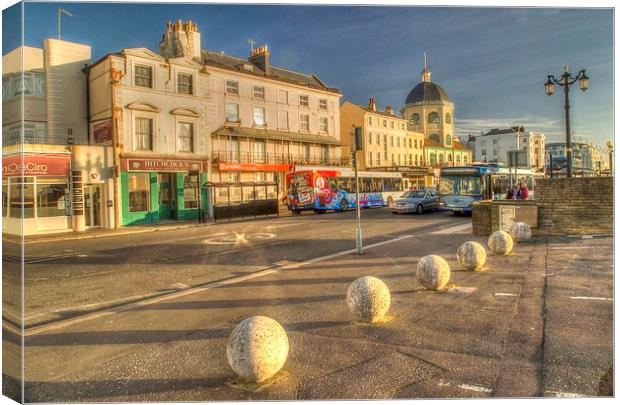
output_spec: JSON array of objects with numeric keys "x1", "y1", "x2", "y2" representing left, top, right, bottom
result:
[
  {"x1": 546, "y1": 141, "x2": 605, "y2": 175},
  {"x1": 340, "y1": 99, "x2": 430, "y2": 188},
  {"x1": 2, "y1": 39, "x2": 115, "y2": 235},
  {"x1": 474, "y1": 127, "x2": 545, "y2": 172}
]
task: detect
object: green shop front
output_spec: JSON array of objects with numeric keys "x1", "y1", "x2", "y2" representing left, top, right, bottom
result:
[{"x1": 120, "y1": 156, "x2": 208, "y2": 225}]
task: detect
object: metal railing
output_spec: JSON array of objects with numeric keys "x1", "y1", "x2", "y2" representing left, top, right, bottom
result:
[{"x1": 212, "y1": 151, "x2": 350, "y2": 167}]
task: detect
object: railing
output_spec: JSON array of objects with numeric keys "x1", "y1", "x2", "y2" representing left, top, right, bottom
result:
[
  {"x1": 212, "y1": 151, "x2": 350, "y2": 167},
  {"x1": 3, "y1": 135, "x2": 89, "y2": 147}
]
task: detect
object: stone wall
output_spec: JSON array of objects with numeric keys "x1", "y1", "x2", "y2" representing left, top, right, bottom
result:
[
  {"x1": 535, "y1": 177, "x2": 613, "y2": 236},
  {"x1": 472, "y1": 201, "x2": 492, "y2": 236}
]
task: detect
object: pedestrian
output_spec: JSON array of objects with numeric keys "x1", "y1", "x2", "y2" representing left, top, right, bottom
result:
[{"x1": 518, "y1": 180, "x2": 529, "y2": 200}]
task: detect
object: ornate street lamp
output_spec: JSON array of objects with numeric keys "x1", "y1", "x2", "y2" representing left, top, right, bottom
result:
[{"x1": 544, "y1": 65, "x2": 589, "y2": 177}]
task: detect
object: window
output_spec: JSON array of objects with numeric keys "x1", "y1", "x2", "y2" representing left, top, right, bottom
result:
[
  {"x1": 414, "y1": 139, "x2": 417, "y2": 148},
  {"x1": 456, "y1": 155, "x2": 461, "y2": 163},
  {"x1": 376, "y1": 152, "x2": 381, "y2": 166},
  {"x1": 300, "y1": 114, "x2": 309, "y2": 131},
  {"x1": 319, "y1": 117, "x2": 328, "y2": 133},
  {"x1": 448, "y1": 153, "x2": 453, "y2": 162},
  {"x1": 128, "y1": 173, "x2": 149, "y2": 212},
  {"x1": 368, "y1": 132, "x2": 372, "y2": 145},
  {"x1": 9, "y1": 177, "x2": 34, "y2": 218},
  {"x1": 390, "y1": 121, "x2": 394, "y2": 129},
  {"x1": 299, "y1": 94, "x2": 309, "y2": 107},
  {"x1": 377, "y1": 134, "x2": 380, "y2": 144},
  {"x1": 254, "y1": 140, "x2": 266, "y2": 163},
  {"x1": 383, "y1": 135, "x2": 388, "y2": 156},
  {"x1": 319, "y1": 98, "x2": 327, "y2": 110},
  {"x1": 368, "y1": 151, "x2": 373, "y2": 166},
  {"x1": 438, "y1": 154, "x2": 444, "y2": 163},
  {"x1": 464, "y1": 155, "x2": 468, "y2": 163},
  {"x1": 302, "y1": 143, "x2": 310, "y2": 161},
  {"x1": 397, "y1": 137, "x2": 401, "y2": 147},
  {"x1": 177, "y1": 122, "x2": 194, "y2": 153},
  {"x1": 429, "y1": 133, "x2": 440, "y2": 143},
  {"x1": 321, "y1": 146, "x2": 329, "y2": 163},
  {"x1": 2, "y1": 178, "x2": 7, "y2": 217},
  {"x1": 390, "y1": 136, "x2": 394, "y2": 147},
  {"x1": 401, "y1": 123, "x2": 405, "y2": 130},
  {"x1": 253, "y1": 106, "x2": 265, "y2": 126},
  {"x1": 445, "y1": 112, "x2": 452, "y2": 124},
  {"x1": 415, "y1": 155, "x2": 419, "y2": 165},
  {"x1": 383, "y1": 119, "x2": 387, "y2": 127},
  {"x1": 410, "y1": 113, "x2": 421, "y2": 125},
  {"x1": 367, "y1": 117, "x2": 372, "y2": 126},
  {"x1": 277, "y1": 89, "x2": 288, "y2": 104},
  {"x1": 430, "y1": 153, "x2": 436, "y2": 165},
  {"x1": 493, "y1": 138, "x2": 498, "y2": 145},
  {"x1": 183, "y1": 174, "x2": 199, "y2": 209},
  {"x1": 428, "y1": 112, "x2": 440, "y2": 124},
  {"x1": 36, "y1": 177, "x2": 68, "y2": 217},
  {"x1": 253, "y1": 86, "x2": 265, "y2": 99},
  {"x1": 409, "y1": 139, "x2": 412, "y2": 148},
  {"x1": 277, "y1": 110, "x2": 289, "y2": 129},
  {"x1": 226, "y1": 102, "x2": 240, "y2": 122},
  {"x1": 391, "y1": 154, "x2": 395, "y2": 165},
  {"x1": 409, "y1": 154, "x2": 412, "y2": 165},
  {"x1": 135, "y1": 65, "x2": 152, "y2": 88},
  {"x1": 135, "y1": 117, "x2": 153, "y2": 151},
  {"x1": 229, "y1": 138, "x2": 240, "y2": 162},
  {"x1": 446, "y1": 134, "x2": 452, "y2": 146},
  {"x1": 177, "y1": 73, "x2": 193, "y2": 94},
  {"x1": 2, "y1": 71, "x2": 45, "y2": 101},
  {"x1": 226, "y1": 80, "x2": 239, "y2": 95},
  {"x1": 3, "y1": 121, "x2": 47, "y2": 145}
]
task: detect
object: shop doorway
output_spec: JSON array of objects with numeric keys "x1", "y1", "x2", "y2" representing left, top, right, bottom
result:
[
  {"x1": 84, "y1": 184, "x2": 102, "y2": 228},
  {"x1": 158, "y1": 173, "x2": 175, "y2": 219}
]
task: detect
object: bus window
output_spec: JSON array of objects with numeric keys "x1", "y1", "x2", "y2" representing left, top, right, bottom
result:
[
  {"x1": 361, "y1": 178, "x2": 372, "y2": 193},
  {"x1": 394, "y1": 178, "x2": 403, "y2": 192},
  {"x1": 326, "y1": 177, "x2": 338, "y2": 192}
]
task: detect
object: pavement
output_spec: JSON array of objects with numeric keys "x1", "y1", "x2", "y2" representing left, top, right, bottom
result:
[{"x1": 1, "y1": 210, "x2": 614, "y2": 401}]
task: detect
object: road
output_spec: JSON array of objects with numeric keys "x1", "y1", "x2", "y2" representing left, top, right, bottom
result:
[{"x1": 3, "y1": 208, "x2": 466, "y2": 329}]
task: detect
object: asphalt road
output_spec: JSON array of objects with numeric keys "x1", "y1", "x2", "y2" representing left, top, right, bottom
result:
[{"x1": 3, "y1": 208, "x2": 467, "y2": 328}]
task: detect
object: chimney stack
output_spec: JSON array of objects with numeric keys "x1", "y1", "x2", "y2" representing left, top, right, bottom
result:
[
  {"x1": 385, "y1": 105, "x2": 393, "y2": 115},
  {"x1": 368, "y1": 97, "x2": 376, "y2": 111},
  {"x1": 249, "y1": 45, "x2": 270, "y2": 74}
]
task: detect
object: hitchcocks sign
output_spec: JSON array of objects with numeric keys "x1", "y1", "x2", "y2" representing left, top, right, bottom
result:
[{"x1": 2, "y1": 153, "x2": 71, "y2": 177}]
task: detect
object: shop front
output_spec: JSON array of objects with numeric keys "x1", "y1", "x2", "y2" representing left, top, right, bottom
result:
[
  {"x1": 215, "y1": 162, "x2": 293, "y2": 197},
  {"x1": 2, "y1": 152, "x2": 72, "y2": 235},
  {"x1": 120, "y1": 156, "x2": 208, "y2": 225}
]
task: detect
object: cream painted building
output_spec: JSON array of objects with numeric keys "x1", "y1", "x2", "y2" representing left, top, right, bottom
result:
[
  {"x1": 475, "y1": 128, "x2": 546, "y2": 172},
  {"x1": 340, "y1": 99, "x2": 430, "y2": 188},
  {"x1": 2, "y1": 39, "x2": 115, "y2": 235},
  {"x1": 206, "y1": 44, "x2": 343, "y2": 192}
]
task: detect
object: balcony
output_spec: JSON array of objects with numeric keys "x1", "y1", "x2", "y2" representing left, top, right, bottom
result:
[{"x1": 212, "y1": 151, "x2": 350, "y2": 167}]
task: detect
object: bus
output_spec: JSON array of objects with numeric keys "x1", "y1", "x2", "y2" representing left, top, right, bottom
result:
[
  {"x1": 438, "y1": 164, "x2": 535, "y2": 213},
  {"x1": 285, "y1": 168, "x2": 404, "y2": 213}
]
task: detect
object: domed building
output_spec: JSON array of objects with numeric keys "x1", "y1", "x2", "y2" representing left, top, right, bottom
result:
[{"x1": 401, "y1": 63, "x2": 472, "y2": 171}]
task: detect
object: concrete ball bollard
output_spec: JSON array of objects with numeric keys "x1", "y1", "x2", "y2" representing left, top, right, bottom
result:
[
  {"x1": 416, "y1": 255, "x2": 451, "y2": 291},
  {"x1": 226, "y1": 316, "x2": 289, "y2": 383},
  {"x1": 487, "y1": 230, "x2": 514, "y2": 255},
  {"x1": 457, "y1": 241, "x2": 487, "y2": 271},
  {"x1": 510, "y1": 222, "x2": 532, "y2": 242},
  {"x1": 346, "y1": 276, "x2": 391, "y2": 323}
]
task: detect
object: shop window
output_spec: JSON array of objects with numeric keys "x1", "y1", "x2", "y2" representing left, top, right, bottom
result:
[
  {"x1": 226, "y1": 102, "x2": 240, "y2": 122},
  {"x1": 267, "y1": 184, "x2": 278, "y2": 199},
  {"x1": 177, "y1": 73, "x2": 193, "y2": 94},
  {"x1": 183, "y1": 174, "x2": 199, "y2": 209},
  {"x1": 253, "y1": 106, "x2": 265, "y2": 126},
  {"x1": 2, "y1": 178, "x2": 7, "y2": 217},
  {"x1": 300, "y1": 114, "x2": 309, "y2": 131},
  {"x1": 9, "y1": 177, "x2": 34, "y2": 218},
  {"x1": 135, "y1": 65, "x2": 152, "y2": 88},
  {"x1": 135, "y1": 117, "x2": 153, "y2": 151},
  {"x1": 319, "y1": 117, "x2": 328, "y2": 133},
  {"x1": 226, "y1": 80, "x2": 239, "y2": 95},
  {"x1": 177, "y1": 122, "x2": 194, "y2": 153},
  {"x1": 36, "y1": 177, "x2": 68, "y2": 217},
  {"x1": 128, "y1": 173, "x2": 149, "y2": 212}
]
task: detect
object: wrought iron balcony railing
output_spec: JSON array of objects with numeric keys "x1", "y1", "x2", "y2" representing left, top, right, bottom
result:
[{"x1": 212, "y1": 151, "x2": 350, "y2": 167}]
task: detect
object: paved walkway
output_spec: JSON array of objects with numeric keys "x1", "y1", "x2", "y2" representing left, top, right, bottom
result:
[{"x1": 5, "y1": 230, "x2": 613, "y2": 401}]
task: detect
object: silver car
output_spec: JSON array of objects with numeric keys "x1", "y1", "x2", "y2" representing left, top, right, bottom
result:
[{"x1": 391, "y1": 189, "x2": 439, "y2": 215}]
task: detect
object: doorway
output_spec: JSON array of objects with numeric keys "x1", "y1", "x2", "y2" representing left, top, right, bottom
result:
[
  {"x1": 84, "y1": 184, "x2": 102, "y2": 228},
  {"x1": 158, "y1": 173, "x2": 175, "y2": 220}
]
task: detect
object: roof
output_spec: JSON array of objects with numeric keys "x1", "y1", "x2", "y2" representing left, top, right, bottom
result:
[
  {"x1": 483, "y1": 126, "x2": 524, "y2": 136},
  {"x1": 201, "y1": 49, "x2": 340, "y2": 94},
  {"x1": 405, "y1": 81, "x2": 450, "y2": 105},
  {"x1": 424, "y1": 138, "x2": 471, "y2": 150},
  {"x1": 211, "y1": 125, "x2": 342, "y2": 145},
  {"x1": 355, "y1": 104, "x2": 406, "y2": 120}
]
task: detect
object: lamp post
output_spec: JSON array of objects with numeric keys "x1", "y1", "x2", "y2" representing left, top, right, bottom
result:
[
  {"x1": 606, "y1": 140, "x2": 613, "y2": 176},
  {"x1": 544, "y1": 65, "x2": 589, "y2": 178}
]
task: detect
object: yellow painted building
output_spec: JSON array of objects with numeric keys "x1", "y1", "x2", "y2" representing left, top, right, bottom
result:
[{"x1": 340, "y1": 99, "x2": 431, "y2": 189}]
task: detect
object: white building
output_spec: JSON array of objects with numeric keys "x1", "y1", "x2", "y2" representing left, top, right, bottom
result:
[
  {"x1": 474, "y1": 127, "x2": 545, "y2": 172},
  {"x1": 546, "y1": 141, "x2": 605, "y2": 174}
]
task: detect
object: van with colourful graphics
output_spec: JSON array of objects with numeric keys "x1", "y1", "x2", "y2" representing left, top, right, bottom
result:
[{"x1": 285, "y1": 169, "x2": 404, "y2": 213}]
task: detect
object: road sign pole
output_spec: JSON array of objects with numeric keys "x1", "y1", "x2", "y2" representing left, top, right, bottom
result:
[{"x1": 353, "y1": 126, "x2": 363, "y2": 255}]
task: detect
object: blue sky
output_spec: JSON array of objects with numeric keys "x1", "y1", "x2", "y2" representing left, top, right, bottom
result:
[{"x1": 3, "y1": 2, "x2": 614, "y2": 149}]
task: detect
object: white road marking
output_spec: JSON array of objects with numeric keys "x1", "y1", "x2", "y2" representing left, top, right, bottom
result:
[
  {"x1": 570, "y1": 296, "x2": 613, "y2": 301},
  {"x1": 265, "y1": 222, "x2": 304, "y2": 230},
  {"x1": 457, "y1": 384, "x2": 493, "y2": 393},
  {"x1": 494, "y1": 292, "x2": 517, "y2": 297},
  {"x1": 430, "y1": 223, "x2": 472, "y2": 234},
  {"x1": 23, "y1": 222, "x2": 469, "y2": 336},
  {"x1": 446, "y1": 286, "x2": 477, "y2": 294},
  {"x1": 545, "y1": 391, "x2": 588, "y2": 398},
  {"x1": 542, "y1": 273, "x2": 555, "y2": 277}
]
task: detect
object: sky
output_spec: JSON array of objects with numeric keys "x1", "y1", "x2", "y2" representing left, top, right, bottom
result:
[{"x1": 2, "y1": 1, "x2": 614, "y2": 150}]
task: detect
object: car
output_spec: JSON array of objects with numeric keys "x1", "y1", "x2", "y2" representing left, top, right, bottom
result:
[{"x1": 391, "y1": 189, "x2": 440, "y2": 215}]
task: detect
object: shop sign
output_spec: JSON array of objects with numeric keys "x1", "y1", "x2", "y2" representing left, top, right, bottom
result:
[
  {"x1": 71, "y1": 170, "x2": 84, "y2": 216},
  {"x1": 94, "y1": 119, "x2": 113, "y2": 143},
  {"x1": 2, "y1": 154, "x2": 71, "y2": 177},
  {"x1": 127, "y1": 158, "x2": 203, "y2": 172},
  {"x1": 219, "y1": 163, "x2": 293, "y2": 172}
]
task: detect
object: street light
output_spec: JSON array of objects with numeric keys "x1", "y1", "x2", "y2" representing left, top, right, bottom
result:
[
  {"x1": 607, "y1": 140, "x2": 613, "y2": 175},
  {"x1": 544, "y1": 65, "x2": 589, "y2": 178}
]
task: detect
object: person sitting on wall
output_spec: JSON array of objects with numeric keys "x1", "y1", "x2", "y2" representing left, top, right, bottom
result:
[{"x1": 517, "y1": 180, "x2": 529, "y2": 200}]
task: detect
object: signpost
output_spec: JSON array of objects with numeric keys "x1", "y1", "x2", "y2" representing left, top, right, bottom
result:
[
  {"x1": 508, "y1": 150, "x2": 528, "y2": 188},
  {"x1": 353, "y1": 126, "x2": 363, "y2": 255}
]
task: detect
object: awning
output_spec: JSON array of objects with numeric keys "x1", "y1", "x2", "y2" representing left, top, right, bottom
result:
[{"x1": 212, "y1": 125, "x2": 342, "y2": 146}]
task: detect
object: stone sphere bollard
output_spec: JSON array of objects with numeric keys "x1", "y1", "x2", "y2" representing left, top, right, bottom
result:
[
  {"x1": 457, "y1": 241, "x2": 487, "y2": 271},
  {"x1": 487, "y1": 230, "x2": 514, "y2": 255},
  {"x1": 346, "y1": 276, "x2": 391, "y2": 323},
  {"x1": 226, "y1": 316, "x2": 289, "y2": 383},
  {"x1": 510, "y1": 222, "x2": 532, "y2": 242},
  {"x1": 416, "y1": 255, "x2": 451, "y2": 291}
]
